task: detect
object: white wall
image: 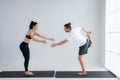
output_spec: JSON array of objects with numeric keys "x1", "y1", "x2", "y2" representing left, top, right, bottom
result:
[
  {"x1": 0, "y1": 0, "x2": 102, "y2": 71},
  {"x1": 100, "y1": 0, "x2": 106, "y2": 66},
  {"x1": 105, "y1": 0, "x2": 120, "y2": 77}
]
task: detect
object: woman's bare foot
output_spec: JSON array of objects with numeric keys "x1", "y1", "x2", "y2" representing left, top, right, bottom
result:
[
  {"x1": 24, "y1": 71, "x2": 34, "y2": 76},
  {"x1": 78, "y1": 71, "x2": 86, "y2": 76}
]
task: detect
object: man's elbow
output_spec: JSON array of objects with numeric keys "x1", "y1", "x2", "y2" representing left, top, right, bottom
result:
[{"x1": 64, "y1": 39, "x2": 68, "y2": 43}]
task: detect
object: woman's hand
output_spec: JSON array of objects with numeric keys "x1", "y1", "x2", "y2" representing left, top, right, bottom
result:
[
  {"x1": 41, "y1": 40, "x2": 47, "y2": 44},
  {"x1": 49, "y1": 38, "x2": 55, "y2": 41}
]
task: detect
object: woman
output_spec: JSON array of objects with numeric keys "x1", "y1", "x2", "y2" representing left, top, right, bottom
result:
[{"x1": 19, "y1": 21, "x2": 54, "y2": 76}]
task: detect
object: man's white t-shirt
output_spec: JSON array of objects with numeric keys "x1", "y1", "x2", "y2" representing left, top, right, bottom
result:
[{"x1": 67, "y1": 27, "x2": 86, "y2": 47}]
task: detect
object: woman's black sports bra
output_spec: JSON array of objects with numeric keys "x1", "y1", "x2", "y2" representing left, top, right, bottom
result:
[{"x1": 26, "y1": 35, "x2": 31, "y2": 39}]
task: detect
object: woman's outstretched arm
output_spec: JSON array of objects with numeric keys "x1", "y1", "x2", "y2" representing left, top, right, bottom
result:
[
  {"x1": 30, "y1": 31, "x2": 47, "y2": 44},
  {"x1": 35, "y1": 32, "x2": 55, "y2": 41}
]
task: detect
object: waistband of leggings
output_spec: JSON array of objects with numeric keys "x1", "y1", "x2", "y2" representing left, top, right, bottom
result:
[{"x1": 22, "y1": 42, "x2": 29, "y2": 45}]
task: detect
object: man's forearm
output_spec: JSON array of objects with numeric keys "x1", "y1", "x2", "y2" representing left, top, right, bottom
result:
[
  {"x1": 81, "y1": 27, "x2": 90, "y2": 33},
  {"x1": 56, "y1": 39, "x2": 68, "y2": 46}
]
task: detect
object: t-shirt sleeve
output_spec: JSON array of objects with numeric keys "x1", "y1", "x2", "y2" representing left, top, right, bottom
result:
[
  {"x1": 75, "y1": 26, "x2": 82, "y2": 31},
  {"x1": 65, "y1": 33, "x2": 72, "y2": 41},
  {"x1": 67, "y1": 35, "x2": 72, "y2": 41}
]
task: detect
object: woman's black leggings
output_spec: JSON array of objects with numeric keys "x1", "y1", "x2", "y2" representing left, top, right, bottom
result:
[{"x1": 19, "y1": 42, "x2": 30, "y2": 71}]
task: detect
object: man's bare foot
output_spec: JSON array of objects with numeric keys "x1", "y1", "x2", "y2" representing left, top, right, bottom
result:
[
  {"x1": 86, "y1": 31, "x2": 94, "y2": 47},
  {"x1": 24, "y1": 71, "x2": 34, "y2": 76},
  {"x1": 91, "y1": 43, "x2": 94, "y2": 47},
  {"x1": 87, "y1": 31, "x2": 92, "y2": 38},
  {"x1": 78, "y1": 71, "x2": 86, "y2": 76}
]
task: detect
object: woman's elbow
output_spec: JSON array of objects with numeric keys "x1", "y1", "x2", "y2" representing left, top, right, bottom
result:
[{"x1": 32, "y1": 38, "x2": 36, "y2": 41}]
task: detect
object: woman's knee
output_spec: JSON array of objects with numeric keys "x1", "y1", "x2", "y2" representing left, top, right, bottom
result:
[{"x1": 25, "y1": 56, "x2": 30, "y2": 61}]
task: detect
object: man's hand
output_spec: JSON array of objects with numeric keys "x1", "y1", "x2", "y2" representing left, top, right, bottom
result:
[
  {"x1": 51, "y1": 39, "x2": 68, "y2": 47},
  {"x1": 51, "y1": 43, "x2": 57, "y2": 47}
]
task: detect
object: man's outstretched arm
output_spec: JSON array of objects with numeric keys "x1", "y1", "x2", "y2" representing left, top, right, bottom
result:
[{"x1": 51, "y1": 39, "x2": 68, "y2": 47}]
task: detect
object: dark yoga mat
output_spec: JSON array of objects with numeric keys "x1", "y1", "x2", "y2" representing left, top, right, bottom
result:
[
  {"x1": 55, "y1": 71, "x2": 116, "y2": 78},
  {"x1": 0, "y1": 71, "x2": 54, "y2": 78}
]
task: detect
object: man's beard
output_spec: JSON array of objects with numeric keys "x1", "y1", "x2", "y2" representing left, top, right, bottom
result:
[{"x1": 65, "y1": 31, "x2": 70, "y2": 32}]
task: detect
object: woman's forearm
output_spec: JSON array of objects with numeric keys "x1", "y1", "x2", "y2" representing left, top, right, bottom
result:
[
  {"x1": 32, "y1": 38, "x2": 46, "y2": 43},
  {"x1": 38, "y1": 35, "x2": 51, "y2": 40}
]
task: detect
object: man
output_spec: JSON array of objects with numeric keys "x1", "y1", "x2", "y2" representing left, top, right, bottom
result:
[{"x1": 51, "y1": 22, "x2": 94, "y2": 75}]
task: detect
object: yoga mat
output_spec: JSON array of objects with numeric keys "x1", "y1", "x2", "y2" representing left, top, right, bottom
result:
[
  {"x1": 0, "y1": 71, "x2": 54, "y2": 78},
  {"x1": 55, "y1": 71, "x2": 116, "y2": 78}
]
